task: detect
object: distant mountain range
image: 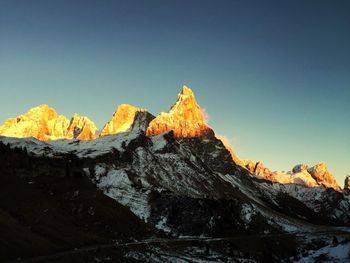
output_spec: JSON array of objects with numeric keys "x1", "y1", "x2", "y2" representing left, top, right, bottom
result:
[
  {"x1": 0, "y1": 86, "x2": 347, "y2": 191},
  {"x1": 1, "y1": 86, "x2": 350, "y2": 261}
]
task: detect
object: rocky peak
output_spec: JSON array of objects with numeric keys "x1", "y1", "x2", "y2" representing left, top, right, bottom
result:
[
  {"x1": 344, "y1": 176, "x2": 350, "y2": 191},
  {"x1": 0, "y1": 104, "x2": 70, "y2": 141},
  {"x1": 0, "y1": 105, "x2": 98, "y2": 141},
  {"x1": 146, "y1": 85, "x2": 214, "y2": 138},
  {"x1": 66, "y1": 114, "x2": 97, "y2": 140},
  {"x1": 244, "y1": 161, "x2": 341, "y2": 191},
  {"x1": 100, "y1": 104, "x2": 151, "y2": 136},
  {"x1": 242, "y1": 160, "x2": 274, "y2": 180},
  {"x1": 307, "y1": 162, "x2": 340, "y2": 191},
  {"x1": 292, "y1": 164, "x2": 309, "y2": 174}
]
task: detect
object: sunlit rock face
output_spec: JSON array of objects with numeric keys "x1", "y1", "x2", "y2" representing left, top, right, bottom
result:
[
  {"x1": 146, "y1": 86, "x2": 214, "y2": 138},
  {"x1": 290, "y1": 165, "x2": 318, "y2": 187},
  {"x1": 241, "y1": 159, "x2": 340, "y2": 191},
  {"x1": 100, "y1": 104, "x2": 153, "y2": 136},
  {"x1": 0, "y1": 105, "x2": 97, "y2": 141},
  {"x1": 344, "y1": 176, "x2": 350, "y2": 192},
  {"x1": 66, "y1": 114, "x2": 97, "y2": 140},
  {"x1": 241, "y1": 160, "x2": 277, "y2": 181},
  {"x1": 0, "y1": 105, "x2": 70, "y2": 141},
  {"x1": 307, "y1": 162, "x2": 341, "y2": 191}
]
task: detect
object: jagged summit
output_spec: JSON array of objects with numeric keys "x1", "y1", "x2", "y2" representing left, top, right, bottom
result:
[
  {"x1": 0, "y1": 87, "x2": 344, "y2": 192},
  {"x1": 307, "y1": 162, "x2": 341, "y2": 191},
  {"x1": 0, "y1": 105, "x2": 97, "y2": 141},
  {"x1": 240, "y1": 160, "x2": 341, "y2": 191},
  {"x1": 179, "y1": 85, "x2": 194, "y2": 96},
  {"x1": 66, "y1": 114, "x2": 97, "y2": 140},
  {"x1": 344, "y1": 176, "x2": 350, "y2": 191},
  {"x1": 100, "y1": 104, "x2": 154, "y2": 136},
  {"x1": 0, "y1": 104, "x2": 69, "y2": 141},
  {"x1": 146, "y1": 85, "x2": 214, "y2": 138}
]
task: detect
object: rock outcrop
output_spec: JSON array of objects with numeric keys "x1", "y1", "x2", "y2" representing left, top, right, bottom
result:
[
  {"x1": 66, "y1": 114, "x2": 97, "y2": 140},
  {"x1": 344, "y1": 176, "x2": 350, "y2": 192},
  {"x1": 307, "y1": 162, "x2": 341, "y2": 191},
  {"x1": 0, "y1": 105, "x2": 97, "y2": 141},
  {"x1": 0, "y1": 87, "x2": 343, "y2": 193},
  {"x1": 290, "y1": 165, "x2": 318, "y2": 187},
  {"x1": 0, "y1": 105, "x2": 70, "y2": 141},
  {"x1": 241, "y1": 160, "x2": 339, "y2": 191},
  {"x1": 100, "y1": 104, "x2": 153, "y2": 136},
  {"x1": 146, "y1": 86, "x2": 214, "y2": 138},
  {"x1": 242, "y1": 160, "x2": 273, "y2": 180}
]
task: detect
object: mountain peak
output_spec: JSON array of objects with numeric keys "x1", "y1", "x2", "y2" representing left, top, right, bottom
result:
[
  {"x1": 180, "y1": 85, "x2": 194, "y2": 96},
  {"x1": 66, "y1": 114, "x2": 97, "y2": 140},
  {"x1": 0, "y1": 105, "x2": 97, "y2": 141},
  {"x1": 344, "y1": 175, "x2": 350, "y2": 191},
  {"x1": 100, "y1": 104, "x2": 149, "y2": 136},
  {"x1": 0, "y1": 105, "x2": 67, "y2": 140},
  {"x1": 32, "y1": 104, "x2": 50, "y2": 109},
  {"x1": 146, "y1": 86, "x2": 214, "y2": 138},
  {"x1": 307, "y1": 162, "x2": 340, "y2": 191}
]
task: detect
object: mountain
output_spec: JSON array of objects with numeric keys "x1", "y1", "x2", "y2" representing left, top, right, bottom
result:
[
  {"x1": 241, "y1": 160, "x2": 341, "y2": 191},
  {"x1": 0, "y1": 141, "x2": 153, "y2": 261},
  {"x1": 0, "y1": 104, "x2": 70, "y2": 141},
  {"x1": 100, "y1": 104, "x2": 154, "y2": 136},
  {"x1": 66, "y1": 113, "x2": 97, "y2": 140},
  {"x1": 344, "y1": 175, "x2": 350, "y2": 192},
  {"x1": 146, "y1": 85, "x2": 214, "y2": 138},
  {"x1": 1, "y1": 86, "x2": 350, "y2": 262},
  {"x1": 0, "y1": 105, "x2": 97, "y2": 141}
]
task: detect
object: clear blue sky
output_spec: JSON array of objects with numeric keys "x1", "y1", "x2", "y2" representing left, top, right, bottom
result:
[{"x1": 0, "y1": 0, "x2": 349, "y2": 184}]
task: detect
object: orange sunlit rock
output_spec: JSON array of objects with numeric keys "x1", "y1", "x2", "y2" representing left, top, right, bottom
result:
[
  {"x1": 66, "y1": 113, "x2": 97, "y2": 140},
  {"x1": 100, "y1": 104, "x2": 146, "y2": 136},
  {"x1": 307, "y1": 162, "x2": 341, "y2": 191},
  {"x1": 344, "y1": 176, "x2": 350, "y2": 191},
  {"x1": 0, "y1": 105, "x2": 70, "y2": 141},
  {"x1": 0, "y1": 105, "x2": 97, "y2": 141},
  {"x1": 240, "y1": 159, "x2": 341, "y2": 191},
  {"x1": 146, "y1": 86, "x2": 214, "y2": 138}
]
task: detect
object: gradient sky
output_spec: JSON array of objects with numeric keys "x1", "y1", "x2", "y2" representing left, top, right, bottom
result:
[{"x1": 0, "y1": 0, "x2": 349, "y2": 184}]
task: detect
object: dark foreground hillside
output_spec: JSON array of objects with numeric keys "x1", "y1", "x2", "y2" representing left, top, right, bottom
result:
[
  {"x1": 0, "y1": 143, "x2": 154, "y2": 262},
  {"x1": 1, "y1": 139, "x2": 350, "y2": 262}
]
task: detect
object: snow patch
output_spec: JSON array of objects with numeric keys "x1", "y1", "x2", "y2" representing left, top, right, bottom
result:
[
  {"x1": 95, "y1": 166, "x2": 151, "y2": 222},
  {"x1": 155, "y1": 216, "x2": 171, "y2": 233}
]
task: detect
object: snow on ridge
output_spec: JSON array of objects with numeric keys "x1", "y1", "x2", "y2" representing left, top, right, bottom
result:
[
  {"x1": 95, "y1": 166, "x2": 151, "y2": 221},
  {"x1": 0, "y1": 135, "x2": 56, "y2": 156},
  {"x1": 150, "y1": 133, "x2": 168, "y2": 152},
  {"x1": 0, "y1": 131, "x2": 142, "y2": 158}
]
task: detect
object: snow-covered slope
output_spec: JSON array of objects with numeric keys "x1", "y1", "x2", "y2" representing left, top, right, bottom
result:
[
  {"x1": 2, "y1": 125, "x2": 349, "y2": 236},
  {"x1": 1, "y1": 86, "x2": 349, "y2": 236}
]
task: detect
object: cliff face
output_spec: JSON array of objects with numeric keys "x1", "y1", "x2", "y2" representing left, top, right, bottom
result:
[
  {"x1": 307, "y1": 162, "x2": 341, "y2": 191},
  {"x1": 0, "y1": 105, "x2": 70, "y2": 141},
  {"x1": 344, "y1": 176, "x2": 350, "y2": 192},
  {"x1": 146, "y1": 86, "x2": 214, "y2": 138},
  {"x1": 0, "y1": 105, "x2": 97, "y2": 141},
  {"x1": 241, "y1": 160, "x2": 340, "y2": 191},
  {"x1": 66, "y1": 114, "x2": 97, "y2": 140},
  {"x1": 100, "y1": 104, "x2": 152, "y2": 136},
  {"x1": 0, "y1": 86, "x2": 344, "y2": 193}
]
